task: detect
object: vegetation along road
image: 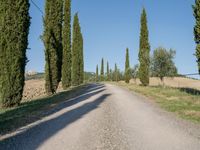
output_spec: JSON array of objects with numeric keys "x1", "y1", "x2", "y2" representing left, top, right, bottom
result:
[{"x1": 0, "y1": 83, "x2": 200, "y2": 150}]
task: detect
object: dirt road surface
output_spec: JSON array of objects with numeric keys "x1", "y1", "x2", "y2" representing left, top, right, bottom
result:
[{"x1": 1, "y1": 83, "x2": 200, "y2": 150}]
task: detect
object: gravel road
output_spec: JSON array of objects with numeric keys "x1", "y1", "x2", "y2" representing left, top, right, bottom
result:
[{"x1": 1, "y1": 83, "x2": 200, "y2": 150}]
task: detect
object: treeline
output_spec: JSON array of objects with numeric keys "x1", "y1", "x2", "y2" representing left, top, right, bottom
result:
[
  {"x1": 0, "y1": 0, "x2": 84, "y2": 107},
  {"x1": 96, "y1": 8, "x2": 177, "y2": 85}
]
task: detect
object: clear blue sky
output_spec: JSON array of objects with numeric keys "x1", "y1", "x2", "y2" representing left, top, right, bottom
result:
[{"x1": 28, "y1": 0, "x2": 197, "y2": 77}]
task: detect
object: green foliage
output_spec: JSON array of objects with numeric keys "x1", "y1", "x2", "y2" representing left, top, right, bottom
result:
[
  {"x1": 193, "y1": 0, "x2": 200, "y2": 74},
  {"x1": 72, "y1": 13, "x2": 84, "y2": 86},
  {"x1": 138, "y1": 8, "x2": 150, "y2": 86},
  {"x1": 79, "y1": 33, "x2": 84, "y2": 84},
  {"x1": 0, "y1": 0, "x2": 30, "y2": 107},
  {"x1": 107, "y1": 62, "x2": 110, "y2": 81},
  {"x1": 96, "y1": 65, "x2": 99, "y2": 82},
  {"x1": 62, "y1": 0, "x2": 71, "y2": 89},
  {"x1": 131, "y1": 64, "x2": 139, "y2": 80},
  {"x1": 114, "y1": 64, "x2": 120, "y2": 82},
  {"x1": 100, "y1": 58, "x2": 104, "y2": 81},
  {"x1": 151, "y1": 47, "x2": 177, "y2": 81},
  {"x1": 125, "y1": 48, "x2": 131, "y2": 83},
  {"x1": 43, "y1": 0, "x2": 63, "y2": 94},
  {"x1": 84, "y1": 72, "x2": 95, "y2": 82}
]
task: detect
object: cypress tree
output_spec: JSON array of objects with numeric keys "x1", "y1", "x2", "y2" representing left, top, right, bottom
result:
[
  {"x1": 114, "y1": 63, "x2": 119, "y2": 82},
  {"x1": 107, "y1": 61, "x2": 110, "y2": 81},
  {"x1": 138, "y1": 8, "x2": 150, "y2": 86},
  {"x1": 193, "y1": 0, "x2": 200, "y2": 74},
  {"x1": 0, "y1": 0, "x2": 30, "y2": 107},
  {"x1": 62, "y1": 0, "x2": 71, "y2": 89},
  {"x1": 100, "y1": 58, "x2": 104, "y2": 81},
  {"x1": 43, "y1": 0, "x2": 63, "y2": 94},
  {"x1": 79, "y1": 33, "x2": 84, "y2": 84},
  {"x1": 96, "y1": 65, "x2": 99, "y2": 82},
  {"x1": 125, "y1": 48, "x2": 131, "y2": 83},
  {"x1": 72, "y1": 13, "x2": 83, "y2": 86}
]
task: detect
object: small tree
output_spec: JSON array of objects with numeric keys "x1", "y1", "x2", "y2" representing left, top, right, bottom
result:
[
  {"x1": 107, "y1": 61, "x2": 110, "y2": 81},
  {"x1": 96, "y1": 65, "x2": 99, "y2": 82},
  {"x1": 151, "y1": 47, "x2": 177, "y2": 84},
  {"x1": 100, "y1": 58, "x2": 104, "y2": 81},
  {"x1": 193, "y1": 0, "x2": 200, "y2": 74},
  {"x1": 125, "y1": 48, "x2": 131, "y2": 83},
  {"x1": 114, "y1": 64, "x2": 120, "y2": 82}
]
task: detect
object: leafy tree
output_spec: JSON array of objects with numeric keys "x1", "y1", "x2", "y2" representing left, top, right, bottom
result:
[
  {"x1": 138, "y1": 8, "x2": 150, "y2": 86},
  {"x1": 62, "y1": 0, "x2": 71, "y2": 89},
  {"x1": 193, "y1": 1, "x2": 200, "y2": 74},
  {"x1": 96, "y1": 65, "x2": 99, "y2": 82},
  {"x1": 43, "y1": 0, "x2": 63, "y2": 94},
  {"x1": 100, "y1": 58, "x2": 104, "y2": 81},
  {"x1": 131, "y1": 64, "x2": 139, "y2": 83},
  {"x1": 151, "y1": 47, "x2": 177, "y2": 82},
  {"x1": 0, "y1": 0, "x2": 30, "y2": 107},
  {"x1": 125, "y1": 48, "x2": 131, "y2": 83},
  {"x1": 107, "y1": 61, "x2": 110, "y2": 81}
]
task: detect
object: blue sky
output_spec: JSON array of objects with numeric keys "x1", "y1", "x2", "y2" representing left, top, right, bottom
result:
[{"x1": 28, "y1": 0, "x2": 197, "y2": 77}]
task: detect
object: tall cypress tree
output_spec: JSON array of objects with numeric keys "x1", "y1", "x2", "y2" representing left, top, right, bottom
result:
[
  {"x1": 62, "y1": 0, "x2": 71, "y2": 89},
  {"x1": 107, "y1": 61, "x2": 110, "y2": 81},
  {"x1": 72, "y1": 13, "x2": 82, "y2": 86},
  {"x1": 125, "y1": 48, "x2": 131, "y2": 83},
  {"x1": 0, "y1": 0, "x2": 30, "y2": 107},
  {"x1": 79, "y1": 33, "x2": 84, "y2": 84},
  {"x1": 138, "y1": 8, "x2": 150, "y2": 86},
  {"x1": 193, "y1": 0, "x2": 200, "y2": 74},
  {"x1": 100, "y1": 58, "x2": 104, "y2": 81},
  {"x1": 43, "y1": 0, "x2": 63, "y2": 94},
  {"x1": 96, "y1": 65, "x2": 99, "y2": 82}
]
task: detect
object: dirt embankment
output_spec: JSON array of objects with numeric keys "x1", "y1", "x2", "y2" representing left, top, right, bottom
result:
[{"x1": 22, "y1": 79, "x2": 63, "y2": 101}]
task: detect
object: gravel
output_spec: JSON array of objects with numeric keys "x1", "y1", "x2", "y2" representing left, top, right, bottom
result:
[{"x1": 0, "y1": 83, "x2": 200, "y2": 150}]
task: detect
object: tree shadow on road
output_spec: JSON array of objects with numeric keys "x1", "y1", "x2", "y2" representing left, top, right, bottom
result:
[
  {"x1": 0, "y1": 88, "x2": 110, "y2": 150},
  {"x1": 0, "y1": 83, "x2": 105, "y2": 136}
]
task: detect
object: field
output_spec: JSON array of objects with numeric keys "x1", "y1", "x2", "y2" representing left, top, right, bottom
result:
[
  {"x1": 131, "y1": 77, "x2": 200, "y2": 90},
  {"x1": 22, "y1": 79, "x2": 63, "y2": 101}
]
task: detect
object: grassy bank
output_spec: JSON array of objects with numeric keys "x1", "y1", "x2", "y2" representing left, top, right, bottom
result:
[
  {"x1": 0, "y1": 84, "x2": 88, "y2": 135},
  {"x1": 112, "y1": 82, "x2": 200, "y2": 123}
]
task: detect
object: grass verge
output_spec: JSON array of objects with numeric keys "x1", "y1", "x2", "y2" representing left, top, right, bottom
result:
[
  {"x1": 0, "y1": 84, "x2": 88, "y2": 135},
  {"x1": 111, "y1": 82, "x2": 200, "y2": 123}
]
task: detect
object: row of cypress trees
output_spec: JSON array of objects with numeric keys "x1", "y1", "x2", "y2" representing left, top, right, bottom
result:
[
  {"x1": 0, "y1": 0, "x2": 84, "y2": 107},
  {"x1": 95, "y1": 8, "x2": 150, "y2": 86},
  {"x1": 43, "y1": 0, "x2": 84, "y2": 95},
  {"x1": 0, "y1": 0, "x2": 30, "y2": 107}
]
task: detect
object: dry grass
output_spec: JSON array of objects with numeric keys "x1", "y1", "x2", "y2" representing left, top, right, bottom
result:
[{"x1": 131, "y1": 77, "x2": 200, "y2": 90}]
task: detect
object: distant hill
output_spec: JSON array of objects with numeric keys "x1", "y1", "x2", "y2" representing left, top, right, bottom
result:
[
  {"x1": 25, "y1": 73, "x2": 44, "y2": 81},
  {"x1": 25, "y1": 72, "x2": 95, "y2": 82}
]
